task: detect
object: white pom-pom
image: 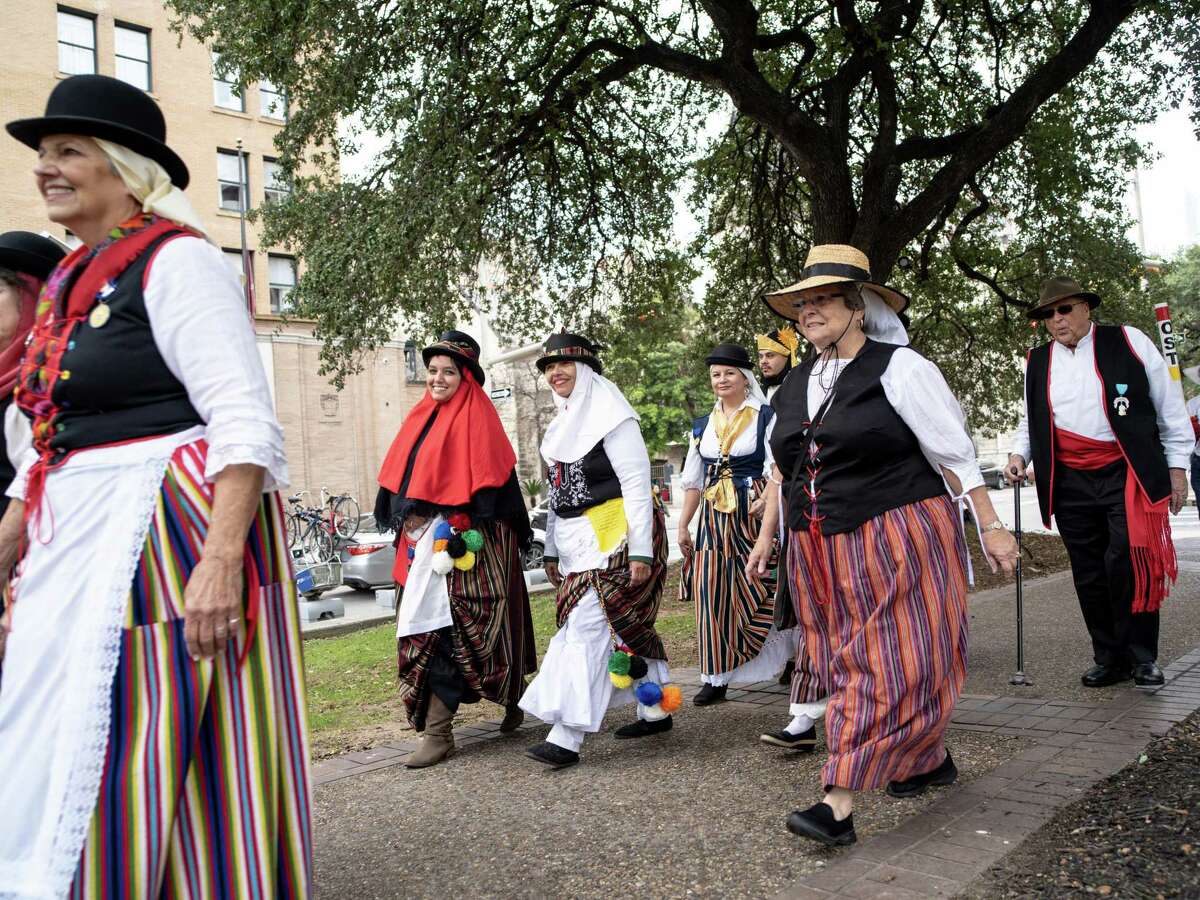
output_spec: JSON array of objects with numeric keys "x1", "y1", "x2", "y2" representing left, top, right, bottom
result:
[
  {"x1": 638, "y1": 702, "x2": 668, "y2": 722},
  {"x1": 431, "y1": 551, "x2": 454, "y2": 575}
]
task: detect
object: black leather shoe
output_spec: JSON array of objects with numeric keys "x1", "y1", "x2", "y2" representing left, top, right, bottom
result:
[
  {"x1": 778, "y1": 660, "x2": 795, "y2": 686},
  {"x1": 786, "y1": 802, "x2": 856, "y2": 846},
  {"x1": 525, "y1": 741, "x2": 580, "y2": 769},
  {"x1": 499, "y1": 704, "x2": 524, "y2": 733},
  {"x1": 1081, "y1": 664, "x2": 1132, "y2": 688},
  {"x1": 760, "y1": 725, "x2": 817, "y2": 752},
  {"x1": 614, "y1": 716, "x2": 673, "y2": 739},
  {"x1": 693, "y1": 684, "x2": 728, "y2": 706},
  {"x1": 887, "y1": 749, "x2": 958, "y2": 798},
  {"x1": 1133, "y1": 661, "x2": 1165, "y2": 686}
]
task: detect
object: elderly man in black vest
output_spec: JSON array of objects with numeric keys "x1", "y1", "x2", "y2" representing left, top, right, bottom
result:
[{"x1": 1005, "y1": 277, "x2": 1192, "y2": 688}]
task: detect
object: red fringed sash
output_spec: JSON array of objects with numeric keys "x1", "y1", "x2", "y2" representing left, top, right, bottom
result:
[{"x1": 1055, "y1": 428, "x2": 1176, "y2": 612}]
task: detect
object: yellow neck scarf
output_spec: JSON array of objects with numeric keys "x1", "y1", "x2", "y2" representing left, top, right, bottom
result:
[{"x1": 703, "y1": 405, "x2": 755, "y2": 514}]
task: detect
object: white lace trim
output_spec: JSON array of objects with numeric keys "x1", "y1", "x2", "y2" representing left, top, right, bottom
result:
[
  {"x1": 46, "y1": 452, "x2": 174, "y2": 899},
  {"x1": 205, "y1": 441, "x2": 289, "y2": 492},
  {"x1": 701, "y1": 626, "x2": 797, "y2": 686}
]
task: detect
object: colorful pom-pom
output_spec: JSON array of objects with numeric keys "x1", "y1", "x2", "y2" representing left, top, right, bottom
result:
[
  {"x1": 627, "y1": 655, "x2": 648, "y2": 679},
  {"x1": 660, "y1": 684, "x2": 683, "y2": 713},
  {"x1": 431, "y1": 551, "x2": 454, "y2": 575},
  {"x1": 462, "y1": 529, "x2": 484, "y2": 552},
  {"x1": 609, "y1": 672, "x2": 633, "y2": 690},
  {"x1": 434, "y1": 521, "x2": 455, "y2": 541},
  {"x1": 607, "y1": 651, "x2": 631, "y2": 676},
  {"x1": 634, "y1": 681, "x2": 663, "y2": 706},
  {"x1": 453, "y1": 550, "x2": 476, "y2": 571},
  {"x1": 433, "y1": 539, "x2": 448, "y2": 552},
  {"x1": 639, "y1": 702, "x2": 668, "y2": 722},
  {"x1": 448, "y1": 513, "x2": 472, "y2": 531},
  {"x1": 447, "y1": 534, "x2": 468, "y2": 558}
]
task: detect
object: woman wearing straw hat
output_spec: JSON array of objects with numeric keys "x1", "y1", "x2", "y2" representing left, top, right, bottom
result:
[
  {"x1": 519, "y1": 332, "x2": 679, "y2": 769},
  {"x1": 375, "y1": 329, "x2": 537, "y2": 768},
  {"x1": 0, "y1": 75, "x2": 311, "y2": 896},
  {"x1": 678, "y1": 342, "x2": 795, "y2": 706},
  {"x1": 748, "y1": 244, "x2": 1018, "y2": 846}
]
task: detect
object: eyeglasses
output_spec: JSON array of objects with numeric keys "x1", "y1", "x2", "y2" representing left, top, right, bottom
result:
[
  {"x1": 1034, "y1": 301, "x2": 1082, "y2": 321},
  {"x1": 791, "y1": 294, "x2": 840, "y2": 311}
]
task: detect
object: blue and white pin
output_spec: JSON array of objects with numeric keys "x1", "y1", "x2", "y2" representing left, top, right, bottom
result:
[
  {"x1": 89, "y1": 279, "x2": 117, "y2": 328},
  {"x1": 1113, "y1": 383, "x2": 1130, "y2": 417}
]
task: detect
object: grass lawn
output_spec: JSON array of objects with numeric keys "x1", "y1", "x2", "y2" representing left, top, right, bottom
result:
[{"x1": 305, "y1": 534, "x2": 1069, "y2": 758}]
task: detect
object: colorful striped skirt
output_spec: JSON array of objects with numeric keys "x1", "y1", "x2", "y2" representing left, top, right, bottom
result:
[
  {"x1": 681, "y1": 482, "x2": 780, "y2": 675},
  {"x1": 0, "y1": 431, "x2": 312, "y2": 899},
  {"x1": 788, "y1": 494, "x2": 968, "y2": 791},
  {"x1": 397, "y1": 520, "x2": 537, "y2": 730}
]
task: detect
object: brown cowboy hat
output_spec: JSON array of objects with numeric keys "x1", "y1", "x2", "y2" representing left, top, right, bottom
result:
[
  {"x1": 1027, "y1": 276, "x2": 1101, "y2": 319},
  {"x1": 764, "y1": 244, "x2": 910, "y2": 320}
]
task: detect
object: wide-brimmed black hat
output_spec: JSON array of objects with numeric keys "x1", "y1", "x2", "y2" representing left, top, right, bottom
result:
[
  {"x1": 0, "y1": 231, "x2": 67, "y2": 281},
  {"x1": 1027, "y1": 275, "x2": 1101, "y2": 319},
  {"x1": 536, "y1": 331, "x2": 603, "y2": 374},
  {"x1": 705, "y1": 342, "x2": 753, "y2": 369},
  {"x1": 422, "y1": 330, "x2": 486, "y2": 386},
  {"x1": 6, "y1": 75, "x2": 190, "y2": 188}
]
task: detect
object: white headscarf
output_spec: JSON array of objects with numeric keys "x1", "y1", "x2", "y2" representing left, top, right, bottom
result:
[
  {"x1": 93, "y1": 138, "x2": 211, "y2": 239},
  {"x1": 861, "y1": 287, "x2": 909, "y2": 346},
  {"x1": 539, "y1": 360, "x2": 640, "y2": 465}
]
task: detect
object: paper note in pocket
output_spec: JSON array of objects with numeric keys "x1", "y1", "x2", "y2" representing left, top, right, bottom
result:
[{"x1": 585, "y1": 497, "x2": 628, "y2": 554}]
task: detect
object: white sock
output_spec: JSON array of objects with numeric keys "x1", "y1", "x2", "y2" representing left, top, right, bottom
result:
[{"x1": 784, "y1": 714, "x2": 814, "y2": 735}]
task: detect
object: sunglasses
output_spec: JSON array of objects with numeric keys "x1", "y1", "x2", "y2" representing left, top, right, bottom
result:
[{"x1": 1034, "y1": 301, "x2": 1082, "y2": 321}]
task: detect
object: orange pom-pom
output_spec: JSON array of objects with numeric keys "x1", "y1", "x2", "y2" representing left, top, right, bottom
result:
[
  {"x1": 660, "y1": 684, "x2": 682, "y2": 713},
  {"x1": 433, "y1": 539, "x2": 448, "y2": 551}
]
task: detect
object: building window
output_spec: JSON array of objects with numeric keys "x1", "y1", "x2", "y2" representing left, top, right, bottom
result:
[
  {"x1": 212, "y1": 52, "x2": 244, "y2": 111},
  {"x1": 260, "y1": 80, "x2": 288, "y2": 121},
  {"x1": 404, "y1": 342, "x2": 421, "y2": 383},
  {"x1": 268, "y1": 254, "x2": 296, "y2": 314},
  {"x1": 114, "y1": 23, "x2": 151, "y2": 90},
  {"x1": 57, "y1": 8, "x2": 96, "y2": 75},
  {"x1": 264, "y1": 158, "x2": 290, "y2": 204},
  {"x1": 217, "y1": 149, "x2": 248, "y2": 212},
  {"x1": 222, "y1": 247, "x2": 253, "y2": 283}
]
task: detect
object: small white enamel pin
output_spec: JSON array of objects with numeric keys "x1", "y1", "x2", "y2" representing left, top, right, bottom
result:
[{"x1": 1113, "y1": 383, "x2": 1129, "y2": 416}]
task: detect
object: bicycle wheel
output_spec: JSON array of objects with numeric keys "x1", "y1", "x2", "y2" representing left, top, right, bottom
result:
[
  {"x1": 332, "y1": 496, "x2": 361, "y2": 539},
  {"x1": 285, "y1": 512, "x2": 302, "y2": 549},
  {"x1": 301, "y1": 522, "x2": 334, "y2": 562}
]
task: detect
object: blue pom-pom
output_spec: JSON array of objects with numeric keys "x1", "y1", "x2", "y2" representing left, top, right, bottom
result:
[
  {"x1": 634, "y1": 681, "x2": 663, "y2": 706},
  {"x1": 434, "y1": 521, "x2": 454, "y2": 541}
]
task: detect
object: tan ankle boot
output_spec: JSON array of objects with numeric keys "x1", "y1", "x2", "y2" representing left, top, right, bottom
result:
[{"x1": 405, "y1": 694, "x2": 456, "y2": 768}]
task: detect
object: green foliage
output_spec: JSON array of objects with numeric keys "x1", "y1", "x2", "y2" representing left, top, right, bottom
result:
[
  {"x1": 521, "y1": 477, "x2": 548, "y2": 505},
  {"x1": 165, "y1": 0, "x2": 1200, "y2": 425},
  {"x1": 1155, "y1": 245, "x2": 1200, "y2": 372}
]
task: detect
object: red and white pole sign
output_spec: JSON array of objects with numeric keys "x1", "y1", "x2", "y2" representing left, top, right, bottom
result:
[{"x1": 1154, "y1": 302, "x2": 1182, "y2": 384}]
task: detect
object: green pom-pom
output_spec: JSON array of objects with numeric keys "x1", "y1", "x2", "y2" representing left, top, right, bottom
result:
[
  {"x1": 462, "y1": 529, "x2": 484, "y2": 552},
  {"x1": 607, "y1": 651, "x2": 631, "y2": 676}
]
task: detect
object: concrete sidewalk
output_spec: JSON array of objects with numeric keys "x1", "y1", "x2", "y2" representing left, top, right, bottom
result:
[{"x1": 308, "y1": 561, "x2": 1200, "y2": 898}]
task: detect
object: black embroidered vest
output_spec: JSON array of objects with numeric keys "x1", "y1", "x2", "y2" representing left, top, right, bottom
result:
[
  {"x1": 769, "y1": 340, "x2": 947, "y2": 535},
  {"x1": 548, "y1": 440, "x2": 622, "y2": 518},
  {"x1": 1025, "y1": 325, "x2": 1170, "y2": 526}
]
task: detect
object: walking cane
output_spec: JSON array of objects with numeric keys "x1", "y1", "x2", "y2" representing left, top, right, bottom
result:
[{"x1": 1010, "y1": 478, "x2": 1033, "y2": 686}]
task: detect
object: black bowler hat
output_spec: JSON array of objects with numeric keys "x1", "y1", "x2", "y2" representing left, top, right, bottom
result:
[
  {"x1": 0, "y1": 231, "x2": 67, "y2": 281},
  {"x1": 6, "y1": 75, "x2": 190, "y2": 188},
  {"x1": 536, "y1": 331, "x2": 603, "y2": 374},
  {"x1": 422, "y1": 330, "x2": 486, "y2": 386},
  {"x1": 705, "y1": 342, "x2": 753, "y2": 369}
]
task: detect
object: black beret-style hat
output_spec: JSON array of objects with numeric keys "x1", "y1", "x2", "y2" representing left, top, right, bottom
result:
[
  {"x1": 704, "y1": 342, "x2": 753, "y2": 369},
  {"x1": 0, "y1": 231, "x2": 67, "y2": 281},
  {"x1": 536, "y1": 331, "x2": 603, "y2": 375},
  {"x1": 422, "y1": 329, "x2": 486, "y2": 386}
]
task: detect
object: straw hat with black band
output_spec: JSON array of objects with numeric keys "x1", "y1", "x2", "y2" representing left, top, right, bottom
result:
[
  {"x1": 536, "y1": 331, "x2": 604, "y2": 374},
  {"x1": 422, "y1": 329, "x2": 486, "y2": 386},
  {"x1": 1026, "y1": 276, "x2": 1101, "y2": 320},
  {"x1": 765, "y1": 244, "x2": 909, "y2": 321}
]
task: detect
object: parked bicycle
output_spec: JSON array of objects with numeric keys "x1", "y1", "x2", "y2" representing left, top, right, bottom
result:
[
  {"x1": 286, "y1": 494, "x2": 337, "y2": 562},
  {"x1": 320, "y1": 485, "x2": 361, "y2": 540}
]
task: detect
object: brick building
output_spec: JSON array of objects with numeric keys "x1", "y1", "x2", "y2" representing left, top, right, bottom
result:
[{"x1": 0, "y1": 0, "x2": 426, "y2": 507}]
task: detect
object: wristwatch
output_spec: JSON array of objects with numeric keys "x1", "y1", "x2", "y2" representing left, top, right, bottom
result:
[{"x1": 981, "y1": 520, "x2": 1007, "y2": 532}]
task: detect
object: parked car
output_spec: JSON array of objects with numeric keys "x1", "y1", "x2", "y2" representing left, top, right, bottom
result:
[
  {"x1": 339, "y1": 513, "x2": 550, "y2": 591},
  {"x1": 978, "y1": 461, "x2": 1008, "y2": 491}
]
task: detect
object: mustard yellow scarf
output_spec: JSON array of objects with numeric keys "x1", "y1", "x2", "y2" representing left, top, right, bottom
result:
[{"x1": 703, "y1": 405, "x2": 755, "y2": 514}]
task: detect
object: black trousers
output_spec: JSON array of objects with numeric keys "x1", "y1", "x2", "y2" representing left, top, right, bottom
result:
[{"x1": 1054, "y1": 462, "x2": 1159, "y2": 666}]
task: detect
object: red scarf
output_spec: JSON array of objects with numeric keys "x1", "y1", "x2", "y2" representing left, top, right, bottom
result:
[
  {"x1": 1055, "y1": 428, "x2": 1177, "y2": 612},
  {"x1": 377, "y1": 370, "x2": 516, "y2": 508},
  {"x1": 0, "y1": 273, "x2": 39, "y2": 399}
]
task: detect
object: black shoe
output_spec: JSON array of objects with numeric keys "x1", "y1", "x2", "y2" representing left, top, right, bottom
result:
[
  {"x1": 760, "y1": 725, "x2": 817, "y2": 752},
  {"x1": 524, "y1": 741, "x2": 580, "y2": 769},
  {"x1": 614, "y1": 716, "x2": 673, "y2": 739},
  {"x1": 1133, "y1": 661, "x2": 1165, "y2": 686},
  {"x1": 1081, "y1": 663, "x2": 1132, "y2": 688},
  {"x1": 499, "y1": 704, "x2": 524, "y2": 733},
  {"x1": 693, "y1": 684, "x2": 728, "y2": 706},
  {"x1": 778, "y1": 660, "x2": 795, "y2": 686},
  {"x1": 887, "y1": 749, "x2": 958, "y2": 798},
  {"x1": 786, "y1": 802, "x2": 856, "y2": 846}
]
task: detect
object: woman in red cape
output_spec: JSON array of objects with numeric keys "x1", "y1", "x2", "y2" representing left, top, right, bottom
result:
[{"x1": 375, "y1": 330, "x2": 537, "y2": 768}]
